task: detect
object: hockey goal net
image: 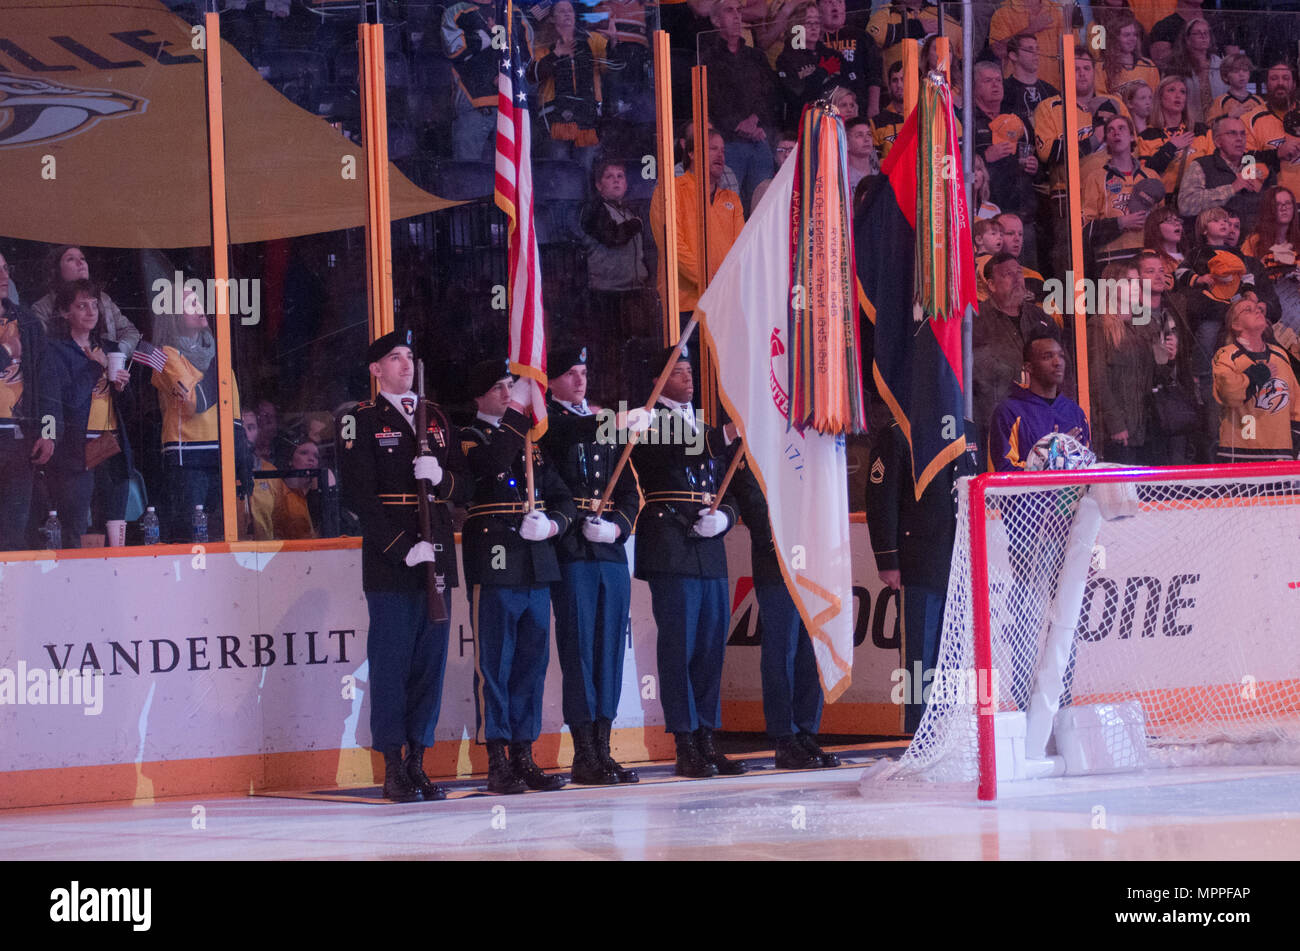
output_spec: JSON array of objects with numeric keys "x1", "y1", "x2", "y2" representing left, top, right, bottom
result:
[{"x1": 866, "y1": 462, "x2": 1300, "y2": 800}]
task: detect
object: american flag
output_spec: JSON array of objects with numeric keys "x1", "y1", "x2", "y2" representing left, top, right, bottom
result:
[
  {"x1": 494, "y1": 0, "x2": 547, "y2": 439},
  {"x1": 130, "y1": 339, "x2": 168, "y2": 373}
]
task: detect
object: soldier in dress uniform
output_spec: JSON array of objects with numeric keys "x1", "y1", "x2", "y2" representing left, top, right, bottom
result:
[
  {"x1": 460, "y1": 359, "x2": 577, "y2": 794},
  {"x1": 540, "y1": 344, "x2": 647, "y2": 785},
  {"x1": 728, "y1": 456, "x2": 840, "y2": 770},
  {"x1": 864, "y1": 418, "x2": 978, "y2": 733},
  {"x1": 338, "y1": 329, "x2": 473, "y2": 802},
  {"x1": 630, "y1": 342, "x2": 747, "y2": 777}
]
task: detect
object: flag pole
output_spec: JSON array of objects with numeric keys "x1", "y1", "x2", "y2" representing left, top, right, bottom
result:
[
  {"x1": 596, "y1": 317, "x2": 701, "y2": 512},
  {"x1": 1061, "y1": 38, "x2": 1091, "y2": 426},
  {"x1": 705, "y1": 439, "x2": 744, "y2": 515},
  {"x1": 653, "y1": 31, "x2": 682, "y2": 346}
]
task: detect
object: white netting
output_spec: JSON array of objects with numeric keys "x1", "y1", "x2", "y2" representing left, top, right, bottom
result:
[{"x1": 866, "y1": 466, "x2": 1300, "y2": 793}]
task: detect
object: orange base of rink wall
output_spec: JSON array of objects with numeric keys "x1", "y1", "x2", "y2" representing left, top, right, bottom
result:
[
  {"x1": 722, "y1": 701, "x2": 902, "y2": 736},
  {"x1": 0, "y1": 728, "x2": 678, "y2": 811}
]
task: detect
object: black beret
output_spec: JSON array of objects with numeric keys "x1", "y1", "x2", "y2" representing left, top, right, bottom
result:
[
  {"x1": 469, "y1": 358, "x2": 513, "y2": 399},
  {"x1": 367, "y1": 328, "x2": 414, "y2": 364},
  {"x1": 660, "y1": 341, "x2": 690, "y2": 366},
  {"x1": 549, "y1": 344, "x2": 588, "y2": 376}
]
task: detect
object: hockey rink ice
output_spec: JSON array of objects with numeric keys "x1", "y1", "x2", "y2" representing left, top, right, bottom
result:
[{"x1": 4, "y1": 759, "x2": 1300, "y2": 861}]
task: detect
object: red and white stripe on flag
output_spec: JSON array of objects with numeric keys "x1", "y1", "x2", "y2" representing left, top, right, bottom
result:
[{"x1": 494, "y1": 0, "x2": 547, "y2": 439}]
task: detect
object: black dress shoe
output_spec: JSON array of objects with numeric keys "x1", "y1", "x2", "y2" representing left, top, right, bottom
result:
[
  {"x1": 405, "y1": 744, "x2": 448, "y2": 800},
  {"x1": 774, "y1": 735, "x2": 822, "y2": 770},
  {"x1": 381, "y1": 749, "x2": 421, "y2": 802},
  {"x1": 797, "y1": 732, "x2": 841, "y2": 767},
  {"x1": 695, "y1": 726, "x2": 748, "y2": 775},
  {"x1": 569, "y1": 723, "x2": 619, "y2": 786},
  {"x1": 595, "y1": 718, "x2": 638, "y2": 783},
  {"x1": 510, "y1": 741, "x2": 567, "y2": 791},
  {"x1": 486, "y1": 740, "x2": 528, "y2": 795},
  {"x1": 673, "y1": 732, "x2": 717, "y2": 778}
]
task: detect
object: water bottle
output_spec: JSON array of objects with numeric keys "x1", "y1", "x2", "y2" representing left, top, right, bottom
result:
[
  {"x1": 141, "y1": 507, "x2": 160, "y2": 546},
  {"x1": 192, "y1": 505, "x2": 208, "y2": 543},
  {"x1": 42, "y1": 511, "x2": 61, "y2": 550}
]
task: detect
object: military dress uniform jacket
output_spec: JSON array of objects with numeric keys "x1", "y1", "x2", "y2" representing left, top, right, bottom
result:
[
  {"x1": 630, "y1": 409, "x2": 738, "y2": 580},
  {"x1": 864, "y1": 421, "x2": 978, "y2": 591},
  {"x1": 725, "y1": 455, "x2": 782, "y2": 586},
  {"x1": 340, "y1": 396, "x2": 472, "y2": 593},
  {"x1": 460, "y1": 406, "x2": 577, "y2": 587},
  {"x1": 540, "y1": 396, "x2": 639, "y2": 564}
]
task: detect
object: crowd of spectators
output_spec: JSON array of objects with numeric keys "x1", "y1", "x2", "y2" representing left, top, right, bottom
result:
[{"x1": 6, "y1": 0, "x2": 1300, "y2": 551}]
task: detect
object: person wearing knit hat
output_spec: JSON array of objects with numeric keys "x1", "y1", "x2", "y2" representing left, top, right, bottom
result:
[
  {"x1": 459, "y1": 356, "x2": 578, "y2": 794},
  {"x1": 540, "y1": 342, "x2": 648, "y2": 785},
  {"x1": 338, "y1": 328, "x2": 473, "y2": 802}
]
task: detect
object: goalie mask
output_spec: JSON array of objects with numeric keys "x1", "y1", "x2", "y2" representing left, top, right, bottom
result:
[{"x1": 1025, "y1": 432, "x2": 1096, "y2": 471}]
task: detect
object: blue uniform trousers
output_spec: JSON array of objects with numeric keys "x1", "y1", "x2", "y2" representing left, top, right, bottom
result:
[
  {"x1": 552, "y1": 560, "x2": 630, "y2": 726},
  {"x1": 755, "y1": 581, "x2": 824, "y2": 737},
  {"x1": 901, "y1": 583, "x2": 947, "y2": 734},
  {"x1": 649, "y1": 576, "x2": 729, "y2": 733},
  {"x1": 365, "y1": 589, "x2": 451, "y2": 752},
  {"x1": 470, "y1": 584, "x2": 552, "y2": 743}
]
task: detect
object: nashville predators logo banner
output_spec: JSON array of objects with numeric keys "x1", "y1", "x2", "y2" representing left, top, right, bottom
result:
[
  {"x1": 787, "y1": 101, "x2": 867, "y2": 436},
  {"x1": 0, "y1": 0, "x2": 456, "y2": 248}
]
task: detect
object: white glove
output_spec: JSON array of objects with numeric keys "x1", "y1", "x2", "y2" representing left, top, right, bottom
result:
[
  {"x1": 520, "y1": 510, "x2": 557, "y2": 541},
  {"x1": 404, "y1": 541, "x2": 437, "y2": 566},
  {"x1": 509, "y1": 375, "x2": 537, "y2": 407},
  {"x1": 693, "y1": 508, "x2": 729, "y2": 538},
  {"x1": 619, "y1": 406, "x2": 653, "y2": 435},
  {"x1": 413, "y1": 455, "x2": 443, "y2": 486},
  {"x1": 582, "y1": 517, "x2": 618, "y2": 544}
]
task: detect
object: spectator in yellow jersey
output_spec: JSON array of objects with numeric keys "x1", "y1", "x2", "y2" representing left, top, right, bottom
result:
[
  {"x1": 1097, "y1": 13, "x2": 1159, "y2": 97},
  {"x1": 150, "y1": 287, "x2": 244, "y2": 543},
  {"x1": 1083, "y1": 114, "x2": 1159, "y2": 270},
  {"x1": 1213, "y1": 296, "x2": 1300, "y2": 461},
  {"x1": 1244, "y1": 62, "x2": 1300, "y2": 203},
  {"x1": 866, "y1": 0, "x2": 962, "y2": 75},
  {"x1": 272, "y1": 438, "x2": 335, "y2": 539},
  {"x1": 1120, "y1": 79, "x2": 1154, "y2": 135},
  {"x1": 1137, "y1": 76, "x2": 1213, "y2": 196},
  {"x1": 1209, "y1": 53, "x2": 1263, "y2": 122}
]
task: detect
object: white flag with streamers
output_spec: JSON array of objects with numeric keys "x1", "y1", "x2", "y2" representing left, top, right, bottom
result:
[{"x1": 696, "y1": 155, "x2": 855, "y2": 701}]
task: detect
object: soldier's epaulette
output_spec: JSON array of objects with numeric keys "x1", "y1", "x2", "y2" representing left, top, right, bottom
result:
[{"x1": 356, "y1": 399, "x2": 376, "y2": 410}]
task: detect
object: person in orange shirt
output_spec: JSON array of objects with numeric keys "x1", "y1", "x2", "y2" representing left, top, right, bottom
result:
[
  {"x1": 1210, "y1": 53, "x2": 1263, "y2": 122},
  {"x1": 990, "y1": 0, "x2": 1065, "y2": 92},
  {"x1": 650, "y1": 127, "x2": 746, "y2": 317}
]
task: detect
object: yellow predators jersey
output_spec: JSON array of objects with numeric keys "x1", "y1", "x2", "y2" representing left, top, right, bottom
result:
[
  {"x1": 1213, "y1": 341, "x2": 1300, "y2": 459},
  {"x1": 1245, "y1": 106, "x2": 1300, "y2": 200}
]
